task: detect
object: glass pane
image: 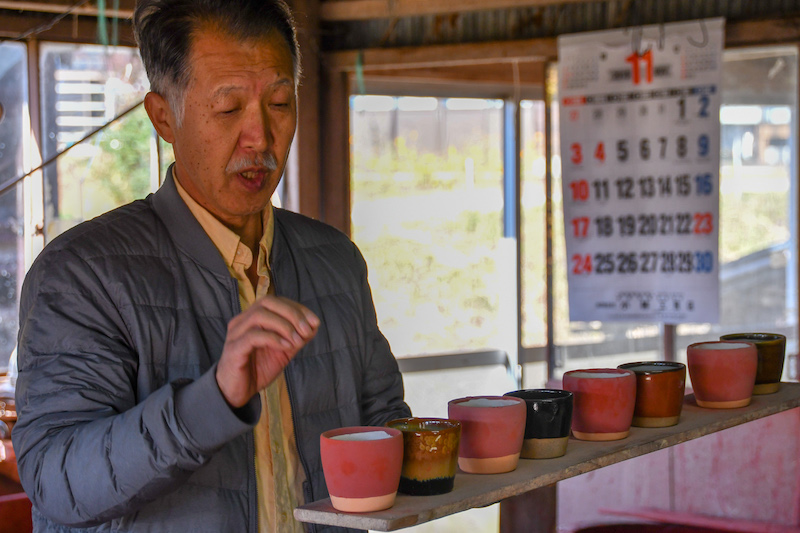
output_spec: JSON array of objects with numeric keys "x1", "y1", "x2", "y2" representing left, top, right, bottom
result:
[
  {"x1": 676, "y1": 46, "x2": 799, "y2": 371},
  {"x1": 39, "y1": 43, "x2": 150, "y2": 241},
  {"x1": 521, "y1": 100, "x2": 547, "y2": 348},
  {"x1": 0, "y1": 42, "x2": 27, "y2": 370},
  {"x1": 350, "y1": 95, "x2": 506, "y2": 357}
]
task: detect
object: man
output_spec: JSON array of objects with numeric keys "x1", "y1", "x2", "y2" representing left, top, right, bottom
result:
[{"x1": 12, "y1": 0, "x2": 410, "y2": 531}]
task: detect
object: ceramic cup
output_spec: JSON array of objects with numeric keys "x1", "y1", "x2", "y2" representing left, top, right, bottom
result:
[
  {"x1": 562, "y1": 368, "x2": 637, "y2": 441},
  {"x1": 385, "y1": 417, "x2": 461, "y2": 496},
  {"x1": 447, "y1": 395, "x2": 526, "y2": 474},
  {"x1": 617, "y1": 362, "x2": 686, "y2": 428},
  {"x1": 503, "y1": 389, "x2": 573, "y2": 459},
  {"x1": 687, "y1": 341, "x2": 758, "y2": 408},
  {"x1": 720, "y1": 333, "x2": 786, "y2": 395},
  {"x1": 320, "y1": 426, "x2": 403, "y2": 513}
]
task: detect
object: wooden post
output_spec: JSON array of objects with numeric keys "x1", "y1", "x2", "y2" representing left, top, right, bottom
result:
[{"x1": 499, "y1": 484, "x2": 557, "y2": 533}]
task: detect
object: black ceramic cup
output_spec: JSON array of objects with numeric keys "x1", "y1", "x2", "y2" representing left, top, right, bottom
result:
[{"x1": 504, "y1": 389, "x2": 573, "y2": 459}]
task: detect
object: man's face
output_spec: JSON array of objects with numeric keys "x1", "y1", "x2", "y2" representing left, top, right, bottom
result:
[{"x1": 169, "y1": 27, "x2": 297, "y2": 228}]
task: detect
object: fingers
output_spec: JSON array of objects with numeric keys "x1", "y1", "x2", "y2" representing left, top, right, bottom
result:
[{"x1": 227, "y1": 296, "x2": 319, "y2": 347}]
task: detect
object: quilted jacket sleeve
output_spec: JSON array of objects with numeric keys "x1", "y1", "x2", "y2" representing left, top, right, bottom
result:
[
  {"x1": 354, "y1": 248, "x2": 412, "y2": 426},
  {"x1": 12, "y1": 246, "x2": 259, "y2": 528}
]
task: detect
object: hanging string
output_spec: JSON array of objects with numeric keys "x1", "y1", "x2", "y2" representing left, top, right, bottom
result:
[
  {"x1": 97, "y1": 0, "x2": 109, "y2": 46},
  {"x1": 112, "y1": 0, "x2": 120, "y2": 46},
  {"x1": 355, "y1": 50, "x2": 366, "y2": 95}
]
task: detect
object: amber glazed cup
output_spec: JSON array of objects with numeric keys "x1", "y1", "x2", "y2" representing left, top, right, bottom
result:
[
  {"x1": 562, "y1": 369, "x2": 637, "y2": 441},
  {"x1": 720, "y1": 333, "x2": 786, "y2": 395},
  {"x1": 503, "y1": 389, "x2": 573, "y2": 459},
  {"x1": 687, "y1": 341, "x2": 757, "y2": 409},
  {"x1": 320, "y1": 426, "x2": 403, "y2": 513},
  {"x1": 617, "y1": 362, "x2": 686, "y2": 428},
  {"x1": 447, "y1": 396, "x2": 526, "y2": 474},
  {"x1": 386, "y1": 417, "x2": 461, "y2": 496}
]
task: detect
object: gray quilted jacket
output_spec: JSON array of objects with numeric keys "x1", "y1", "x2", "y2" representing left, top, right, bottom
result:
[{"x1": 13, "y1": 169, "x2": 411, "y2": 532}]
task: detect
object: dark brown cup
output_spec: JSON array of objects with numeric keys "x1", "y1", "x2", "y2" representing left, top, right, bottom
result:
[
  {"x1": 719, "y1": 333, "x2": 786, "y2": 395},
  {"x1": 618, "y1": 362, "x2": 686, "y2": 428}
]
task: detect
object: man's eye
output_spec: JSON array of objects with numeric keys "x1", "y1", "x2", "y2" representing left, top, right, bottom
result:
[{"x1": 221, "y1": 108, "x2": 239, "y2": 115}]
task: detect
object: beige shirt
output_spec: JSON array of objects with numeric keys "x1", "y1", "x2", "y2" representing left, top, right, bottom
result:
[{"x1": 175, "y1": 178, "x2": 305, "y2": 533}]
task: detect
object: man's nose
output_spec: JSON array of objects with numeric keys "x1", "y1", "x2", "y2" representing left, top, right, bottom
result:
[{"x1": 241, "y1": 104, "x2": 272, "y2": 153}]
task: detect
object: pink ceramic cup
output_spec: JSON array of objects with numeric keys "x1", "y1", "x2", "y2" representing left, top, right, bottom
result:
[
  {"x1": 320, "y1": 426, "x2": 403, "y2": 513},
  {"x1": 687, "y1": 341, "x2": 758, "y2": 408},
  {"x1": 562, "y1": 368, "x2": 637, "y2": 441},
  {"x1": 447, "y1": 395, "x2": 526, "y2": 474}
]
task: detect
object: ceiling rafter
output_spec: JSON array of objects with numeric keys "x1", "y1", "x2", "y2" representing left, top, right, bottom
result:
[
  {"x1": 320, "y1": 0, "x2": 594, "y2": 22},
  {"x1": 0, "y1": 0, "x2": 133, "y2": 19}
]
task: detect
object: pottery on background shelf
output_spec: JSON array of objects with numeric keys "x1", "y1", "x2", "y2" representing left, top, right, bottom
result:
[
  {"x1": 503, "y1": 389, "x2": 573, "y2": 459},
  {"x1": 687, "y1": 341, "x2": 757, "y2": 409},
  {"x1": 562, "y1": 368, "x2": 637, "y2": 441},
  {"x1": 617, "y1": 362, "x2": 686, "y2": 428},
  {"x1": 386, "y1": 417, "x2": 461, "y2": 496},
  {"x1": 447, "y1": 395, "x2": 526, "y2": 474},
  {"x1": 719, "y1": 333, "x2": 786, "y2": 395},
  {"x1": 320, "y1": 426, "x2": 403, "y2": 513}
]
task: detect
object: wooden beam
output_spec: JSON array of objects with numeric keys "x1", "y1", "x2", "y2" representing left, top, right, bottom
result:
[
  {"x1": 320, "y1": 68, "x2": 351, "y2": 235},
  {"x1": 0, "y1": 1, "x2": 134, "y2": 18},
  {"x1": 320, "y1": 0, "x2": 590, "y2": 22},
  {"x1": 288, "y1": 0, "x2": 322, "y2": 220},
  {"x1": 325, "y1": 16, "x2": 800, "y2": 74},
  {"x1": 327, "y1": 37, "x2": 557, "y2": 72},
  {"x1": 361, "y1": 60, "x2": 544, "y2": 85},
  {"x1": 0, "y1": 11, "x2": 135, "y2": 44}
]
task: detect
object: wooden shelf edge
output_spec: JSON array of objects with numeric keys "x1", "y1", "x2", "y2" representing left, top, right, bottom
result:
[{"x1": 295, "y1": 382, "x2": 800, "y2": 531}]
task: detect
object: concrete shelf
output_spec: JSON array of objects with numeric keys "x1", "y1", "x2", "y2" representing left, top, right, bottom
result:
[{"x1": 294, "y1": 382, "x2": 800, "y2": 531}]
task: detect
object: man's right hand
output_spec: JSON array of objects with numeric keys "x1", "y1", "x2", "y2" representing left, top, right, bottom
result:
[{"x1": 215, "y1": 296, "x2": 319, "y2": 408}]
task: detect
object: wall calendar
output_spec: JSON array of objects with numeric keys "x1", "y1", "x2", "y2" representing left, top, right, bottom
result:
[{"x1": 558, "y1": 18, "x2": 724, "y2": 324}]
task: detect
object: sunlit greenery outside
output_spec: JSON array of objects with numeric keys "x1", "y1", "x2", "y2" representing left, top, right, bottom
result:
[{"x1": 351, "y1": 96, "x2": 549, "y2": 358}]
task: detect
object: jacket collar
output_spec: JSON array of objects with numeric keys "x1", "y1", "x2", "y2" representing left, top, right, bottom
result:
[{"x1": 151, "y1": 165, "x2": 231, "y2": 278}]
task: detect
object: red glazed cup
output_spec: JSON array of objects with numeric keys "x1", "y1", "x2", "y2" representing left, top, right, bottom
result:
[
  {"x1": 687, "y1": 341, "x2": 758, "y2": 408},
  {"x1": 320, "y1": 426, "x2": 403, "y2": 513},
  {"x1": 562, "y1": 368, "x2": 637, "y2": 441},
  {"x1": 447, "y1": 396, "x2": 526, "y2": 474}
]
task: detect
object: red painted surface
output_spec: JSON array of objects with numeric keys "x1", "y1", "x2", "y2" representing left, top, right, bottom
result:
[
  {"x1": 0, "y1": 493, "x2": 32, "y2": 533},
  {"x1": 558, "y1": 407, "x2": 800, "y2": 532}
]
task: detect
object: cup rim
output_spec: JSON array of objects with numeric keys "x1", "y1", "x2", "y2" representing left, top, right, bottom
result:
[
  {"x1": 385, "y1": 417, "x2": 461, "y2": 433},
  {"x1": 563, "y1": 368, "x2": 634, "y2": 378},
  {"x1": 720, "y1": 332, "x2": 786, "y2": 343},
  {"x1": 504, "y1": 389, "x2": 573, "y2": 401},
  {"x1": 618, "y1": 361, "x2": 686, "y2": 374},
  {"x1": 448, "y1": 395, "x2": 526, "y2": 407},
  {"x1": 687, "y1": 340, "x2": 757, "y2": 351},
  {"x1": 321, "y1": 426, "x2": 402, "y2": 441}
]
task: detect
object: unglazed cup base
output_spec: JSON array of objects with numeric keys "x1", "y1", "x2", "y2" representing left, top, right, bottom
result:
[
  {"x1": 753, "y1": 382, "x2": 780, "y2": 395},
  {"x1": 458, "y1": 453, "x2": 520, "y2": 474},
  {"x1": 696, "y1": 397, "x2": 751, "y2": 409},
  {"x1": 521, "y1": 436, "x2": 569, "y2": 459},
  {"x1": 572, "y1": 429, "x2": 629, "y2": 441},
  {"x1": 632, "y1": 415, "x2": 680, "y2": 428},
  {"x1": 330, "y1": 492, "x2": 396, "y2": 513}
]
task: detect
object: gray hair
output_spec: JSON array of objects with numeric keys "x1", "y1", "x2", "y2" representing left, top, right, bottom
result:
[{"x1": 133, "y1": 0, "x2": 302, "y2": 125}]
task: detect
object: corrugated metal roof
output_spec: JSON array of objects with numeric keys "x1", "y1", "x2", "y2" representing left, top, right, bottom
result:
[{"x1": 321, "y1": 0, "x2": 800, "y2": 51}]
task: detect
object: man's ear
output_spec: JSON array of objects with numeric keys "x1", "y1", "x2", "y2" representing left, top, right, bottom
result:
[{"x1": 144, "y1": 91, "x2": 176, "y2": 143}]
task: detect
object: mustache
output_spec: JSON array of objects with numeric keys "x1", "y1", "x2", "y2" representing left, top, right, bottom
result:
[{"x1": 226, "y1": 153, "x2": 279, "y2": 174}]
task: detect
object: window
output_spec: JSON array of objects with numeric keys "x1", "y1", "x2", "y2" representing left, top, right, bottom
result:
[
  {"x1": 39, "y1": 43, "x2": 150, "y2": 241},
  {"x1": 0, "y1": 42, "x2": 28, "y2": 370}
]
